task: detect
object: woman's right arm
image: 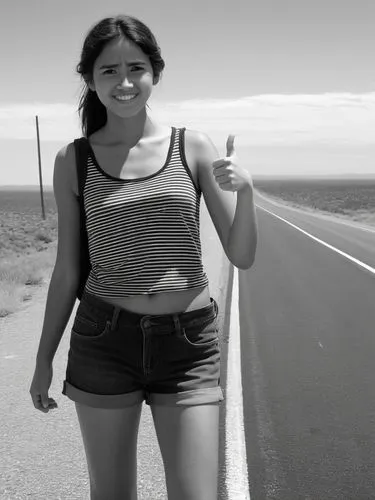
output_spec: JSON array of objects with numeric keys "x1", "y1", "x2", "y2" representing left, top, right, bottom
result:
[{"x1": 34, "y1": 142, "x2": 81, "y2": 365}]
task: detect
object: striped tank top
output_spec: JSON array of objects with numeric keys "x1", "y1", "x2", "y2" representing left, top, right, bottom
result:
[{"x1": 83, "y1": 126, "x2": 209, "y2": 297}]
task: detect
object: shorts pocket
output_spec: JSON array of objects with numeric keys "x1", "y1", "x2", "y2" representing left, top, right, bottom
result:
[
  {"x1": 71, "y1": 311, "x2": 111, "y2": 340},
  {"x1": 181, "y1": 319, "x2": 219, "y2": 348}
]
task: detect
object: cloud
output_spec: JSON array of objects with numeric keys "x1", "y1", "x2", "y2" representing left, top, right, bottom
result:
[
  {"x1": 1, "y1": 92, "x2": 374, "y2": 146},
  {"x1": 149, "y1": 92, "x2": 375, "y2": 146},
  {"x1": 0, "y1": 103, "x2": 81, "y2": 141}
]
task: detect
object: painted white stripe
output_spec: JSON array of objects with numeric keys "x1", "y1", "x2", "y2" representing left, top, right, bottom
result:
[
  {"x1": 225, "y1": 267, "x2": 251, "y2": 499},
  {"x1": 259, "y1": 206, "x2": 375, "y2": 276}
]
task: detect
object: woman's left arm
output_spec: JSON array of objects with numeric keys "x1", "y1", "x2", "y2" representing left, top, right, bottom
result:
[{"x1": 192, "y1": 130, "x2": 258, "y2": 270}]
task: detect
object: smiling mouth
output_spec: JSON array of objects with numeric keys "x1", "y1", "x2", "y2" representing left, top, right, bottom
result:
[{"x1": 113, "y1": 94, "x2": 138, "y2": 102}]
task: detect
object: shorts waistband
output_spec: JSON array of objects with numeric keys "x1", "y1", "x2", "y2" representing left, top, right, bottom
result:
[{"x1": 80, "y1": 291, "x2": 218, "y2": 330}]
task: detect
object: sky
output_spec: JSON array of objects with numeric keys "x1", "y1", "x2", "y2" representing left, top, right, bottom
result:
[{"x1": 0, "y1": 0, "x2": 374, "y2": 186}]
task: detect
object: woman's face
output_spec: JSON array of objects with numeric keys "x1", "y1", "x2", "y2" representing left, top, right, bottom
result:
[{"x1": 89, "y1": 37, "x2": 156, "y2": 119}]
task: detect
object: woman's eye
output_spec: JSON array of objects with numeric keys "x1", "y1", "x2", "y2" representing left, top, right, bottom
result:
[{"x1": 101, "y1": 66, "x2": 143, "y2": 75}]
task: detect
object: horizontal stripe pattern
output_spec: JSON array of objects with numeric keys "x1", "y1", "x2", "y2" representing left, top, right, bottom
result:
[{"x1": 84, "y1": 127, "x2": 209, "y2": 297}]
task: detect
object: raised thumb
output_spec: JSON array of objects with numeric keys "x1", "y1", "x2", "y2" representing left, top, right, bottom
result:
[{"x1": 226, "y1": 134, "x2": 235, "y2": 157}]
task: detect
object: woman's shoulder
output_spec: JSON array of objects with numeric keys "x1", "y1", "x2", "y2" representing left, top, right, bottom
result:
[
  {"x1": 53, "y1": 141, "x2": 80, "y2": 197},
  {"x1": 55, "y1": 140, "x2": 77, "y2": 163},
  {"x1": 183, "y1": 127, "x2": 215, "y2": 148},
  {"x1": 183, "y1": 128, "x2": 218, "y2": 164}
]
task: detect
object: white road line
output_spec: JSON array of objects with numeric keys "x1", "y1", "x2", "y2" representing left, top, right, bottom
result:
[
  {"x1": 259, "y1": 206, "x2": 375, "y2": 276},
  {"x1": 225, "y1": 267, "x2": 251, "y2": 500}
]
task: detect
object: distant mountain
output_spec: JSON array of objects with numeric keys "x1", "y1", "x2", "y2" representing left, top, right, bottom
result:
[
  {"x1": 1, "y1": 173, "x2": 375, "y2": 190},
  {"x1": 0, "y1": 185, "x2": 54, "y2": 191},
  {"x1": 253, "y1": 173, "x2": 375, "y2": 181}
]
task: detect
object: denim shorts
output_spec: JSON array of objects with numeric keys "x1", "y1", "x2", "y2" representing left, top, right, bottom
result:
[{"x1": 62, "y1": 291, "x2": 224, "y2": 409}]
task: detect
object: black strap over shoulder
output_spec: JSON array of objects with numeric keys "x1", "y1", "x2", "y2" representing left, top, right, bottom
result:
[
  {"x1": 73, "y1": 138, "x2": 91, "y2": 301},
  {"x1": 74, "y1": 138, "x2": 89, "y2": 199}
]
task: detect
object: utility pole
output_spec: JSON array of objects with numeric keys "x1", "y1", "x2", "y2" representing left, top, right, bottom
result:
[{"x1": 35, "y1": 115, "x2": 45, "y2": 220}]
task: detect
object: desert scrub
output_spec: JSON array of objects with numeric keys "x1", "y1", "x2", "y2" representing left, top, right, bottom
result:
[
  {"x1": 0, "y1": 212, "x2": 57, "y2": 257},
  {"x1": 254, "y1": 179, "x2": 375, "y2": 227},
  {"x1": 0, "y1": 189, "x2": 57, "y2": 317},
  {"x1": 0, "y1": 244, "x2": 57, "y2": 317}
]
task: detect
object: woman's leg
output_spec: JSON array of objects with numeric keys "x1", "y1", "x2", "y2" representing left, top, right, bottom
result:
[
  {"x1": 75, "y1": 401, "x2": 143, "y2": 500},
  {"x1": 151, "y1": 403, "x2": 220, "y2": 500}
]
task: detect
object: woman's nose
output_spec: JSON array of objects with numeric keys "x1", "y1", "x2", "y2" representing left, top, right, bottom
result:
[{"x1": 117, "y1": 74, "x2": 134, "y2": 88}]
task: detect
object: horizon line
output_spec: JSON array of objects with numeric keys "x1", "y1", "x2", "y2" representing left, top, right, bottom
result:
[{"x1": 2, "y1": 173, "x2": 375, "y2": 190}]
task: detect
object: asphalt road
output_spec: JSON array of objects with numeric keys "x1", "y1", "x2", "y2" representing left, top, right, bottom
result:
[{"x1": 242, "y1": 192, "x2": 375, "y2": 499}]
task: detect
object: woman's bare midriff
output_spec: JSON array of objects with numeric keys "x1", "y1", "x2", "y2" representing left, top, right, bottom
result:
[{"x1": 96, "y1": 285, "x2": 212, "y2": 315}]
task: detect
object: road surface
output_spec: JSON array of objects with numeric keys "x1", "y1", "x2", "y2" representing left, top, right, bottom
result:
[{"x1": 242, "y1": 192, "x2": 375, "y2": 499}]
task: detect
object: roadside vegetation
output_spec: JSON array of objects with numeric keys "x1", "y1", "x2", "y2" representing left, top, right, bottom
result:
[
  {"x1": 0, "y1": 189, "x2": 57, "y2": 318},
  {"x1": 254, "y1": 178, "x2": 375, "y2": 228}
]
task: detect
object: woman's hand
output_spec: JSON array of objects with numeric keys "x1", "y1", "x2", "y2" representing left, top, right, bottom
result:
[
  {"x1": 29, "y1": 361, "x2": 58, "y2": 413},
  {"x1": 212, "y1": 135, "x2": 253, "y2": 192}
]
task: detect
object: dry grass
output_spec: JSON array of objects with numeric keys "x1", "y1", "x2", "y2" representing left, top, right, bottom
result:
[
  {"x1": 0, "y1": 247, "x2": 56, "y2": 317},
  {"x1": 0, "y1": 189, "x2": 57, "y2": 318},
  {"x1": 254, "y1": 178, "x2": 375, "y2": 228}
]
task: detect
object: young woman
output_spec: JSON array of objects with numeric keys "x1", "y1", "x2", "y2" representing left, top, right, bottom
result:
[{"x1": 29, "y1": 14, "x2": 257, "y2": 500}]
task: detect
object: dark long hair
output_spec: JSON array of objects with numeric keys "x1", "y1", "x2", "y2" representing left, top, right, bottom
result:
[{"x1": 76, "y1": 15, "x2": 165, "y2": 137}]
